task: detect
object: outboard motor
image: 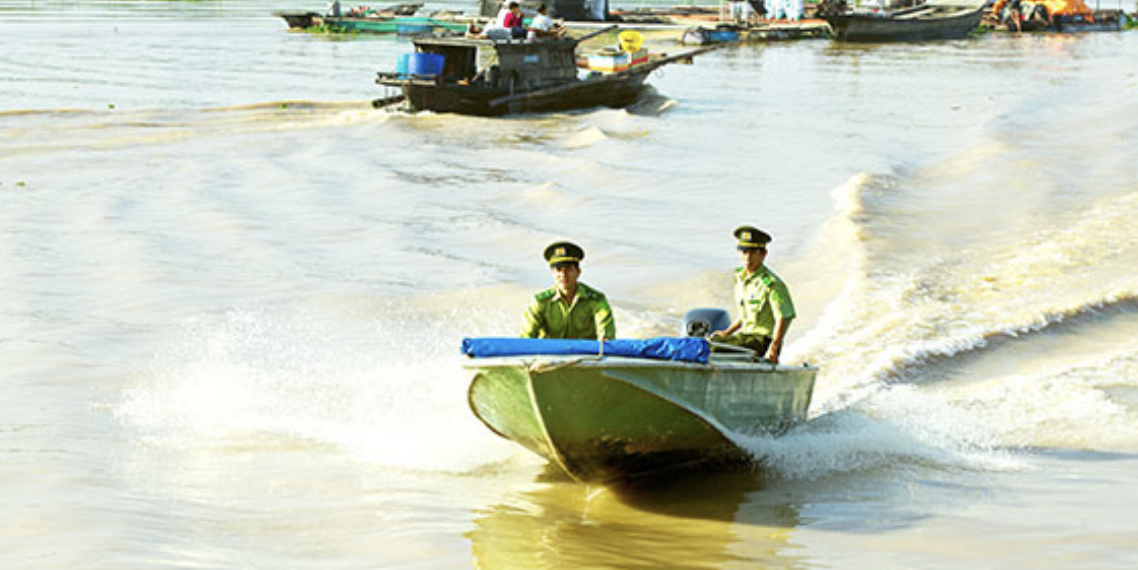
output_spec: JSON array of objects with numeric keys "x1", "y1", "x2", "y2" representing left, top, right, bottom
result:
[{"x1": 681, "y1": 308, "x2": 731, "y2": 338}]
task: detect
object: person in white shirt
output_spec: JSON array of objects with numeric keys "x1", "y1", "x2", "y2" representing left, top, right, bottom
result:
[{"x1": 527, "y1": 3, "x2": 566, "y2": 39}]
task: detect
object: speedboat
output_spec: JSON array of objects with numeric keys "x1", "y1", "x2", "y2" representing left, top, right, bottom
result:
[{"x1": 462, "y1": 309, "x2": 817, "y2": 484}]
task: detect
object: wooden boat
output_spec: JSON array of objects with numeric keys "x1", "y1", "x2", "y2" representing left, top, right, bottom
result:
[
  {"x1": 374, "y1": 30, "x2": 716, "y2": 116},
  {"x1": 680, "y1": 20, "x2": 835, "y2": 45},
  {"x1": 463, "y1": 337, "x2": 817, "y2": 484},
  {"x1": 277, "y1": 14, "x2": 469, "y2": 35},
  {"x1": 822, "y1": 1, "x2": 985, "y2": 41},
  {"x1": 275, "y1": 4, "x2": 471, "y2": 35},
  {"x1": 277, "y1": 11, "x2": 323, "y2": 29},
  {"x1": 328, "y1": 15, "x2": 468, "y2": 35}
]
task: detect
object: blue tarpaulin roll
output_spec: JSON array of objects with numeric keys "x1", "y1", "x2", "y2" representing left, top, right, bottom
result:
[{"x1": 461, "y1": 337, "x2": 709, "y2": 364}]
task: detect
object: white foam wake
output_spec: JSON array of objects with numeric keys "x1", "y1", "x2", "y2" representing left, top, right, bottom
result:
[
  {"x1": 787, "y1": 175, "x2": 1138, "y2": 413},
  {"x1": 115, "y1": 302, "x2": 521, "y2": 474}
]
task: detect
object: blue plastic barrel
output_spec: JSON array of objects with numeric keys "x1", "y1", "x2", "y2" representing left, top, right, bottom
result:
[
  {"x1": 408, "y1": 53, "x2": 445, "y2": 78},
  {"x1": 709, "y1": 30, "x2": 739, "y2": 43},
  {"x1": 395, "y1": 53, "x2": 410, "y2": 78}
]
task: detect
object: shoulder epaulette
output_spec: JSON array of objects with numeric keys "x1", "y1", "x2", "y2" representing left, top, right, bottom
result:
[
  {"x1": 579, "y1": 283, "x2": 605, "y2": 300},
  {"x1": 535, "y1": 288, "x2": 556, "y2": 301}
]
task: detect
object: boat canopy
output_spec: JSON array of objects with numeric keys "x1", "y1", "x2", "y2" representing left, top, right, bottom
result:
[{"x1": 462, "y1": 337, "x2": 711, "y2": 363}]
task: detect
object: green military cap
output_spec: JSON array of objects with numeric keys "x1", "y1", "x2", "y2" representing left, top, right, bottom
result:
[
  {"x1": 543, "y1": 241, "x2": 585, "y2": 266},
  {"x1": 734, "y1": 226, "x2": 772, "y2": 251}
]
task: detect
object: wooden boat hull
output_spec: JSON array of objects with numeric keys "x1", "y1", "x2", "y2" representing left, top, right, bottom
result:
[
  {"x1": 326, "y1": 16, "x2": 468, "y2": 35},
  {"x1": 824, "y1": 6, "x2": 984, "y2": 41},
  {"x1": 466, "y1": 356, "x2": 817, "y2": 483},
  {"x1": 275, "y1": 11, "x2": 321, "y2": 30},
  {"x1": 381, "y1": 67, "x2": 654, "y2": 116},
  {"x1": 276, "y1": 13, "x2": 467, "y2": 35}
]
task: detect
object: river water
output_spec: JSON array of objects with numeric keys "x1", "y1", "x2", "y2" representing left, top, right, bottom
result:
[{"x1": 3, "y1": 1, "x2": 1138, "y2": 568}]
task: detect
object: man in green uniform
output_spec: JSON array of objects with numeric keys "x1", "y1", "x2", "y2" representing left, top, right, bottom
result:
[
  {"x1": 710, "y1": 226, "x2": 796, "y2": 363},
  {"x1": 520, "y1": 241, "x2": 617, "y2": 340}
]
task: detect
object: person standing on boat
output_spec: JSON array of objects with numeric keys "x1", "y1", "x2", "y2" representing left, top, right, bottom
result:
[
  {"x1": 521, "y1": 241, "x2": 617, "y2": 340},
  {"x1": 709, "y1": 226, "x2": 796, "y2": 364}
]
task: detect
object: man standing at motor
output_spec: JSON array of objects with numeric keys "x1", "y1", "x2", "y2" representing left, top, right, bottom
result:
[
  {"x1": 710, "y1": 226, "x2": 796, "y2": 363},
  {"x1": 521, "y1": 241, "x2": 616, "y2": 340}
]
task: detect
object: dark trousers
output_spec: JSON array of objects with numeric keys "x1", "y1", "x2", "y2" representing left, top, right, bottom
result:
[{"x1": 712, "y1": 333, "x2": 771, "y2": 355}]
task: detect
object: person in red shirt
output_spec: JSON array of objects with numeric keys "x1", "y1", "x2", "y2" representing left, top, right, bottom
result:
[{"x1": 502, "y1": 2, "x2": 527, "y2": 39}]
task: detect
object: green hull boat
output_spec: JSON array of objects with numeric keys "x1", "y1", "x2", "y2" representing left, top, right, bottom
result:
[
  {"x1": 466, "y1": 355, "x2": 817, "y2": 484},
  {"x1": 276, "y1": 12, "x2": 469, "y2": 35},
  {"x1": 321, "y1": 16, "x2": 469, "y2": 35}
]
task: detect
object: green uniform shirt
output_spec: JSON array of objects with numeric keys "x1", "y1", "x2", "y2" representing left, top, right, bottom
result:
[
  {"x1": 734, "y1": 265, "x2": 795, "y2": 337},
  {"x1": 520, "y1": 282, "x2": 616, "y2": 340}
]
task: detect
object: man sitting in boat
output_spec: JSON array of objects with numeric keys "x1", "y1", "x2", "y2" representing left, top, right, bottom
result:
[
  {"x1": 527, "y1": 3, "x2": 566, "y2": 39},
  {"x1": 482, "y1": 2, "x2": 527, "y2": 39},
  {"x1": 504, "y1": 2, "x2": 528, "y2": 38},
  {"x1": 520, "y1": 241, "x2": 617, "y2": 340},
  {"x1": 709, "y1": 226, "x2": 795, "y2": 364},
  {"x1": 471, "y1": 0, "x2": 525, "y2": 40}
]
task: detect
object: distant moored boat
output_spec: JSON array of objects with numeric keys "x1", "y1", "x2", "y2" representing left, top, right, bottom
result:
[{"x1": 822, "y1": 0, "x2": 986, "y2": 41}]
